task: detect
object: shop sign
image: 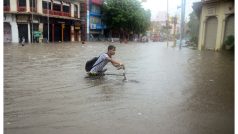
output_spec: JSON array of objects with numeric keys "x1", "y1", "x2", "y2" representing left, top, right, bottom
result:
[
  {"x1": 74, "y1": 21, "x2": 80, "y2": 30},
  {"x1": 90, "y1": 24, "x2": 96, "y2": 29},
  {"x1": 16, "y1": 15, "x2": 29, "y2": 22}
]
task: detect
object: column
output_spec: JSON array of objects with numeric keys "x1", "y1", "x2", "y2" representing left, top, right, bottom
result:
[
  {"x1": 39, "y1": 23, "x2": 43, "y2": 42},
  {"x1": 215, "y1": 15, "x2": 225, "y2": 50},
  {"x1": 11, "y1": 21, "x2": 19, "y2": 43},
  {"x1": 61, "y1": 24, "x2": 65, "y2": 42},
  {"x1": 10, "y1": 0, "x2": 17, "y2": 12},
  {"x1": 26, "y1": 0, "x2": 30, "y2": 12},
  {"x1": 52, "y1": 24, "x2": 54, "y2": 42},
  {"x1": 198, "y1": 7, "x2": 206, "y2": 50},
  {"x1": 37, "y1": 0, "x2": 42, "y2": 13},
  {"x1": 28, "y1": 23, "x2": 31, "y2": 43},
  {"x1": 71, "y1": 26, "x2": 75, "y2": 42}
]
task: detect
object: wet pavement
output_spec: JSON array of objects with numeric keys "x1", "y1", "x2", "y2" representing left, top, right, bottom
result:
[{"x1": 4, "y1": 42, "x2": 234, "y2": 134}]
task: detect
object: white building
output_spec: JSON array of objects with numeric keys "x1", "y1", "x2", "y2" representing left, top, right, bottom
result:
[{"x1": 4, "y1": 0, "x2": 81, "y2": 43}]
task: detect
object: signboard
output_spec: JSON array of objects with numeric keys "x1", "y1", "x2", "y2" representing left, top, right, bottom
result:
[
  {"x1": 16, "y1": 15, "x2": 29, "y2": 22},
  {"x1": 74, "y1": 21, "x2": 80, "y2": 30},
  {"x1": 33, "y1": 31, "x2": 42, "y2": 38},
  {"x1": 90, "y1": 24, "x2": 96, "y2": 29}
]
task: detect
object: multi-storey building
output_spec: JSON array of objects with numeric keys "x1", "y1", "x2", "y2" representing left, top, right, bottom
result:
[
  {"x1": 88, "y1": 0, "x2": 105, "y2": 40},
  {"x1": 4, "y1": 0, "x2": 81, "y2": 43}
]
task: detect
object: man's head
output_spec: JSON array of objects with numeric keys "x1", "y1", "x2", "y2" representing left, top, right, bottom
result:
[{"x1": 107, "y1": 45, "x2": 116, "y2": 56}]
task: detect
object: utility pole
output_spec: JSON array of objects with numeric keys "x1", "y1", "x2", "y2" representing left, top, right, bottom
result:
[
  {"x1": 173, "y1": 16, "x2": 177, "y2": 47},
  {"x1": 47, "y1": 1, "x2": 49, "y2": 43},
  {"x1": 31, "y1": 0, "x2": 34, "y2": 43},
  {"x1": 179, "y1": 0, "x2": 186, "y2": 49},
  {"x1": 167, "y1": 0, "x2": 169, "y2": 47}
]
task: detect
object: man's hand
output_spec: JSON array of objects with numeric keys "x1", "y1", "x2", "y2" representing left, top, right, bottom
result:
[{"x1": 116, "y1": 63, "x2": 125, "y2": 70}]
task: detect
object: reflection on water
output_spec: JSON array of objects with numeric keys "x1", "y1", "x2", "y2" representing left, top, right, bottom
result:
[{"x1": 4, "y1": 42, "x2": 234, "y2": 134}]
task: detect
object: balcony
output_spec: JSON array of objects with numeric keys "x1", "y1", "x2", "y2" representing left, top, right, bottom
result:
[
  {"x1": 18, "y1": 6, "x2": 27, "y2": 12},
  {"x1": 91, "y1": 0, "x2": 102, "y2": 5},
  {"x1": 62, "y1": 12, "x2": 70, "y2": 17},
  {"x1": 4, "y1": 6, "x2": 10, "y2": 11},
  {"x1": 90, "y1": 12, "x2": 101, "y2": 17}
]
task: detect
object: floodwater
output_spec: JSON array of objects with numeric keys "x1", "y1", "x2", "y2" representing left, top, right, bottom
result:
[{"x1": 4, "y1": 42, "x2": 234, "y2": 134}]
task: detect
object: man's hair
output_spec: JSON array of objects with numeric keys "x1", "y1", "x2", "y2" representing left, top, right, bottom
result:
[{"x1": 108, "y1": 45, "x2": 116, "y2": 51}]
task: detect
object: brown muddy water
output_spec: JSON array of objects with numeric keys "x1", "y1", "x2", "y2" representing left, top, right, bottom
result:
[{"x1": 4, "y1": 42, "x2": 234, "y2": 134}]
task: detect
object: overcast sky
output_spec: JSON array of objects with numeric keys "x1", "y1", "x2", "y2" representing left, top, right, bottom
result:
[{"x1": 141, "y1": 0, "x2": 201, "y2": 21}]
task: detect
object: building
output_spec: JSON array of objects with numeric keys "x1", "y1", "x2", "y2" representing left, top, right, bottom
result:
[
  {"x1": 193, "y1": 0, "x2": 234, "y2": 50},
  {"x1": 88, "y1": 0, "x2": 105, "y2": 41},
  {"x1": 4, "y1": 0, "x2": 81, "y2": 43},
  {"x1": 149, "y1": 12, "x2": 179, "y2": 42}
]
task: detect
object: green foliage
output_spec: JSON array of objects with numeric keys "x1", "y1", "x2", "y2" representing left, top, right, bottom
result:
[
  {"x1": 223, "y1": 35, "x2": 234, "y2": 50},
  {"x1": 102, "y1": 0, "x2": 151, "y2": 35},
  {"x1": 187, "y1": 11, "x2": 199, "y2": 46}
]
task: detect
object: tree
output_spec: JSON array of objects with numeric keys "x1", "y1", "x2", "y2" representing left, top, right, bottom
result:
[
  {"x1": 102, "y1": 0, "x2": 151, "y2": 41},
  {"x1": 187, "y1": 11, "x2": 199, "y2": 46}
]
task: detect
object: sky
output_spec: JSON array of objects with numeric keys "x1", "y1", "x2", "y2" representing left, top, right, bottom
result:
[{"x1": 141, "y1": 0, "x2": 201, "y2": 21}]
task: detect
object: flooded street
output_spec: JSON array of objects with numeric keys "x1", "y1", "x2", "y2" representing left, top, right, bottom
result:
[{"x1": 4, "y1": 42, "x2": 234, "y2": 134}]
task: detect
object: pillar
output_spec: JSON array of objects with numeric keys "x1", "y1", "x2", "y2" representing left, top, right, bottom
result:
[
  {"x1": 10, "y1": 0, "x2": 17, "y2": 12},
  {"x1": 28, "y1": 23, "x2": 31, "y2": 43},
  {"x1": 37, "y1": 0, "x2": 42, "y2": 13},
  {"x1": 215, "y1": 15, "x2": 225, "y2": 50},
  {"x1": 71, "y1": 26, "x2": 75, "y2": 42},
  {"x1": 61, "y1": 23, "x2": 65, "y2": 42},
  {"x1": 11, "y1": 21, "x2": 19, "y2": 43},
  {"x1": 26, "y1": 0, "x2": 30, "y2": 12},
  {"x1": 52, "y1": 24, "x2": 54, "y2": 42}
]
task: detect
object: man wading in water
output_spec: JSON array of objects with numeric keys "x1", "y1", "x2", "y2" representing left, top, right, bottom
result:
[{"x1": 88, "y1": 45, "x2": 125, "y2": 76}]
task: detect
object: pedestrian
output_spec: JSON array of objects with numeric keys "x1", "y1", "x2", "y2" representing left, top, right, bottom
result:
[
  {"x1": 88, "y1": 45, "x2": 125, "y2": 76},
  {"x1": 21, "y1": 36, "x2": 25, "y2": 46}
]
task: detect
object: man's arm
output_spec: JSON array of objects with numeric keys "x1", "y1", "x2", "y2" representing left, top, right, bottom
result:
[{"x1": 106, "y1": 57, "x2": 124, "y2": 68}]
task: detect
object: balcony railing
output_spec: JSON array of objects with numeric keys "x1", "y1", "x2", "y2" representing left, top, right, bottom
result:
[
  {"x1": 91, "y1": 0, "x2": 102, "y2": 5},
  {"x1": 30, "y1": 7, "x2": 37, "y2": 12},
  {"x1": 18, "y1": 6, "x2": 26, "y2": 12},
  {"x1": 61, "y1": 12, "x2": 70, "y2": 17},
  {"x1": 43, "y1": 9, "x2": 71, "y2": 17},
  {"x1": 4, "y1": 6, "x2": 10, "y2": 11}
]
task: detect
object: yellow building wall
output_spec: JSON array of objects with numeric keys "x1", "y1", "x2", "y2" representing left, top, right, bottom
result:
[{"x1": 198, "y1": 1, "x2": 234, "y2": 51}]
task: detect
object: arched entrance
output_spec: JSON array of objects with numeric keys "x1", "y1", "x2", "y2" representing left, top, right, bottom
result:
[
  {"x1": 224, "y1": 14, "x2": 234, "y2": 39},
  {"x1": 204, "y1": 16, "x2": 218, "y2": 50},
  {"x1": 4, "y1": 22, "x2": 12, "y2": 43}
]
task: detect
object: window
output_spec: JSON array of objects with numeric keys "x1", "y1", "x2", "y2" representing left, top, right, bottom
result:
[
  {"x1": 42, "y1": 1, "x2": 51, "y2": 10},
  {"x1": 4, "y1": 0, "x2": 10, "y2": 6},
  {"x1": 18, "y1": 0, "x2": 26, "y2": 7},
  {"x1": 74, "y1": 4, "x2": 78, "y2": 12},
  {"x1": 90, "y1": 16, "x2": 101, "y2": 24},
  {"x1": 53, "y1": 4, "x2": 61, "y2": 11},
  {"x1": 91, "y1": 5, "x2": 100, "y2": 14},
  {"x1": 74, "y1": 4, "x2": 78, "y2": 17},
  {"x1": 30, "y1": 0, "x2": 36, "y2": 8},
  {"x1": 63, "y1": 5, "x2": 69, "y2": 12}
]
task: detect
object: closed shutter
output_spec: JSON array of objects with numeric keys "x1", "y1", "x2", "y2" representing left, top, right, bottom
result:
[{"x1": 204, "y1": 17, "x2": 218, "y2": 50}]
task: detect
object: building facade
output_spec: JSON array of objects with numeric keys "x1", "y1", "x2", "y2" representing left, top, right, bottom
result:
[
  {"x1": 88, "y1": 0, "x2": 105, "y2": 41},
  {"x1": 4, "y1": 0, "x2": 81, "y2": 43},
  {"x1": 193, "y1": 0, "x2": 234, "y2": 50}
]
